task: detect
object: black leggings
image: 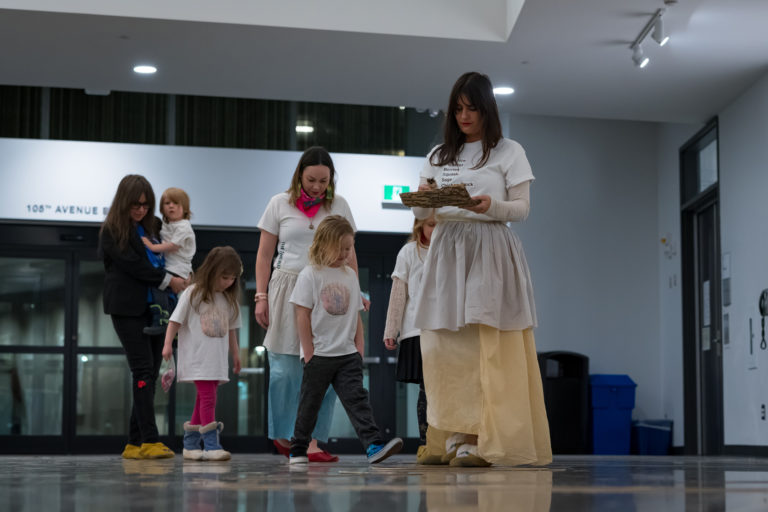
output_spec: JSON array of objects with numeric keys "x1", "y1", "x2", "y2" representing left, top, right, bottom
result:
[{"x1": 111, "y1": 312, "x2": 164, "y2": 444}]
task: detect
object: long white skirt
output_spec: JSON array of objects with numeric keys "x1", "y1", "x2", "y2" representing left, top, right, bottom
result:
[
  {"x1": 262, "y1": 269, "x2": 300, "y2": 355},
  {"x1": 413, "y1": 220, "x2": 536, "y2": 332}
]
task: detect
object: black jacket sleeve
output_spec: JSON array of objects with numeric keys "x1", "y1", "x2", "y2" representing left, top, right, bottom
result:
[{"x1": 100, "y1": 227, "x2": 166, "y2": 316}]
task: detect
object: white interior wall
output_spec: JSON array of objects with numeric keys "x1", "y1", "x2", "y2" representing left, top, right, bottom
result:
[
  {"x1": 718, "y1": 71, "x2": 768, "y2": 446},
  {"x1": 656, "y1": 122, "x2": 701, "y2": 447},
  {"x1": 503, "y1": 114, "x2": 664, "y2": 422},
  {"x1": 654, "y1": 68, "x2": 768, "y2": 448}
]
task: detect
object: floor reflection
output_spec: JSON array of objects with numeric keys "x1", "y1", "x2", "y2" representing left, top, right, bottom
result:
[{"x1": 1, "y1": 455, "x2": 768, "y2": 511}]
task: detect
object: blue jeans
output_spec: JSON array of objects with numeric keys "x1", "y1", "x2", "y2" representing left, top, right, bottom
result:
[{"x1": 267, "y1": 351, "x2": 335, "y2": 441}]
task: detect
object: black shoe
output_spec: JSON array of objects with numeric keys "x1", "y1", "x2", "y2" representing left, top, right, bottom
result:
[
  {"x1": 143, "y1": 325, "x2": 166, "y2": 335},
  {"x1": 144, "y1": 304, "x2": 168, "y2": 335},
  {"x1": 289, "y1": 445, "x2": 308, "y2": 464}
]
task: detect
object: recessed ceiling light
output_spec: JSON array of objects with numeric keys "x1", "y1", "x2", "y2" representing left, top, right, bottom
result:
[
  {"x1": 296, "y1": 125, "x2": 314, "y2": 134},
  {"x1": 133, "y1": 65, "x2": 157, "y2": 74},
  {"x1": 493, "y1": 87, "x2": 514, "y2": 95}
]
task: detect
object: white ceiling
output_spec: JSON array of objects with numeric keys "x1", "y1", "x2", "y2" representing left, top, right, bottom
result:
[{"x1": 0, "y1": 0, "x2": 766, "y2": 124}]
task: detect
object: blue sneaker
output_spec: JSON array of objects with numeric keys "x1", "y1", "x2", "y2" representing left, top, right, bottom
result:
[{"x1": 367, "y1": 438, "x2": 403, "y2": 464}]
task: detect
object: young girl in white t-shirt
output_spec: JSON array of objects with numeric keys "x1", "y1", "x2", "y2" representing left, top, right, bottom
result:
[
  {"x1": 288, "y1": 215, "x2": 403, "y2": 464},
  {"x1": 162, "y1": 246, "x2": 243, "y2": 461},
  {"x1": 142, "y1": 187, "x2": 196, "y2": 334},
  {"x1": 383, "y1": 214, "x2": 437, "y2": 463}
]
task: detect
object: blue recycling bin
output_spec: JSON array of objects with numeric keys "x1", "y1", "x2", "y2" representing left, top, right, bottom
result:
[
  {"x1": 632, "y1": 420, "x2": 672, "y2": 455},
  {"x1": 590, "y1": 374, "x2": 636, "y2": 455}
]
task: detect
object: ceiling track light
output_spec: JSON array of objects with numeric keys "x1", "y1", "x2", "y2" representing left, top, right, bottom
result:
[
  {"x1": 632, "y1": 45, "x2": 649, "y2": 68},
  {"x1": 652, "y1": 16, "x2": 668, "y2": 46},
  {"x1": 629, "y1": 6, "x2": 671, "y2": 67}
]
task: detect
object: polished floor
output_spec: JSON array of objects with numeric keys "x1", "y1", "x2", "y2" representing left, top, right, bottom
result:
[{"x1": 1, "y1": 454, "x2": 768, "y2": 511}]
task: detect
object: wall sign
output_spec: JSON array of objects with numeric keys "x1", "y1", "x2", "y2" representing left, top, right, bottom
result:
[{"x1": 0, "y1": 138, "x2": 423, "y2": 233}]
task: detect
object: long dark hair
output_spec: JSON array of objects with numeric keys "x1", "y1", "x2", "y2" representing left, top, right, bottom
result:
[
  {"x1": 100, "y1": 174, "x2": 157, "y2": 249},
  {"x1": 286, "y1": 146, "x2": 337, "y2": 210},
  {"x1": 430, "y1": 72, "x2": 503, "y2": 169}
]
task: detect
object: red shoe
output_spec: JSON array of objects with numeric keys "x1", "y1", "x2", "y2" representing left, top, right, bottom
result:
[
  {"x1": 273, "y1": 439, "x2": 290, "y2": 457},
  {"x1": 308, "y1": 450, "x2": 339, "y2": 463}
]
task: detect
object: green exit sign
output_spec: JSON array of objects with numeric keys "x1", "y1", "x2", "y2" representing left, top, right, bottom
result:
[{"x1": 384, "y1": 185, "x2": 410, "y2": 201}]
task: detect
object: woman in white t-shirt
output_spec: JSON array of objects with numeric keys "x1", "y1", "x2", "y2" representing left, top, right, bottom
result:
[
  {"x1": 255, "y1": 146, "x2": 362, "y2": 462},
  {"x1": 411, "y1": 72, "x2": 552, "y2": 467}
]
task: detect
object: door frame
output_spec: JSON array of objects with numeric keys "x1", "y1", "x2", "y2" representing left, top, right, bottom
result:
[{"x1": 680, "y1": 119, "x2": 723, "y2": 455}]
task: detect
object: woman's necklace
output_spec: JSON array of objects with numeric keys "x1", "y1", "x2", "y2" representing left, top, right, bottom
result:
[{"x1": 309, "y1": 218, "x2": 314, "y2": 230}]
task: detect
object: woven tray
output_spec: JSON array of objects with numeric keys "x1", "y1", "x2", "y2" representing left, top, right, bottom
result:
[{"x1": 399, "y1": 183, "x2": 481, "y2": 208}]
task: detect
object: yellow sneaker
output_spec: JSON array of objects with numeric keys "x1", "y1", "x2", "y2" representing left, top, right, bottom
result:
[
  {"x1": 139, "y1": 442, "x2": 175, "y2": 459},
  {"x1": 122, "y1": 443, "x2": 142, "y2": 459},
  {"x1": 416, "y1": 445, "x2": 447, "y2": 465}
]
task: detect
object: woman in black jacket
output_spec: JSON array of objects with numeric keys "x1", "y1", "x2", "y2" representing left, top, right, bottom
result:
[{"x1": 100, "y1": 174, "x2": 187, "y2": 459}]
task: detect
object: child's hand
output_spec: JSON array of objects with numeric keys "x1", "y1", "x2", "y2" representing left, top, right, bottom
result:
[
  {"x1": 141, "y1": 236, "x2": 151, "y2": 247},
  {"x1": 232, "y1": 356, "x2": 241, "y2": 374},
  {"x1": 162, "y1": 344, "x2": 173, "y2": 361},
  {"x1": 384, "y1": 338, "x2": 398, "y2": 350},
  {"x1": 362, "y1": 295, "x2": 371, "y2": 312}
]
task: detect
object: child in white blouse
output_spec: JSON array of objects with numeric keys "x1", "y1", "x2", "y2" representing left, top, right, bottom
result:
[
  {"x1": 142, "y1": 187, "x2": 196, "y2": 334},
  {"x1": 383, "y1": 214, "x2": 439, "y2": 463}
]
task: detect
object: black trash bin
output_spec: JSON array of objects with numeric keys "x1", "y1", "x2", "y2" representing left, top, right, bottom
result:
[{"x1": 537, "y1": 351, "x2": 590, "y2": 454}]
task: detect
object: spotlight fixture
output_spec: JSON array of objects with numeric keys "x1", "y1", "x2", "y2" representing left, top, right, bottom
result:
[
  {"x1": 652, "y1": 16, "x2": 669, "y2": 46},
  {"x1": 629, "y1": 6, "x2": 672, "y2": 67},
  {"x1": 632, "y1": 45, "x2": 649, "y2": 68}
]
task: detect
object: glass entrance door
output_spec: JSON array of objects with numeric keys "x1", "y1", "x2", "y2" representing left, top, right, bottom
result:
[{"x1": 0, "y1": 253, "x2": 69, "y2": 452}]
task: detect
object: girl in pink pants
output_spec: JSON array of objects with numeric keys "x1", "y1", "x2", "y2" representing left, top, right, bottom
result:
[{"x1": 163, "y1": 246, "x2": 243, "y2": 461}]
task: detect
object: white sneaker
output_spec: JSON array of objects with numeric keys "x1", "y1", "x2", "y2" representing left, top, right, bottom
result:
[
  {"x1": 442, "y1": 433, "x2": 468, "y2": 463},
  {"x1": 202, "y1": 449, "x2": 231, "y2": 461},
  {"x1": 289, "y1": 454, "x2": 309, "y2": 464},
  {"x1": 182, "y1": 448, "x2": 204, "y2": 461}
]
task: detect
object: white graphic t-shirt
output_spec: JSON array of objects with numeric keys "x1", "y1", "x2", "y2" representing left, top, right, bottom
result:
[
  {"x1": 289, "y1": 265, "x2": 364, "y2": 358},
  {"x1": 421, "y1": 138, "x2": 535, "y2": 222},
  {"x1": 257, "y1": 193, "x2": 356, "y2": 273},
  {"x1": 170, "y1": 284, "x2": 241, "y2": 383}
]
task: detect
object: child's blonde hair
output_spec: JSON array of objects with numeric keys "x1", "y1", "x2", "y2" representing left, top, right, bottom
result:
[
  {"x1": 408, "y1": 215, "x2": 436, "y2": 250},
  {"x1": 160, "y1": 187, "x2": 192, "y2": 222},
  {"x1": 189, "y1": 246, "x2": 243, "y2": 319},
  {"x1": 309, "y1": 215, "x2": 355, "y2": 267}
]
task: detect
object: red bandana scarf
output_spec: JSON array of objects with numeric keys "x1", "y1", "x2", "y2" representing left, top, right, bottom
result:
[{"x1": 297, "y1": 188, "x2": 325, "y2": 218}]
